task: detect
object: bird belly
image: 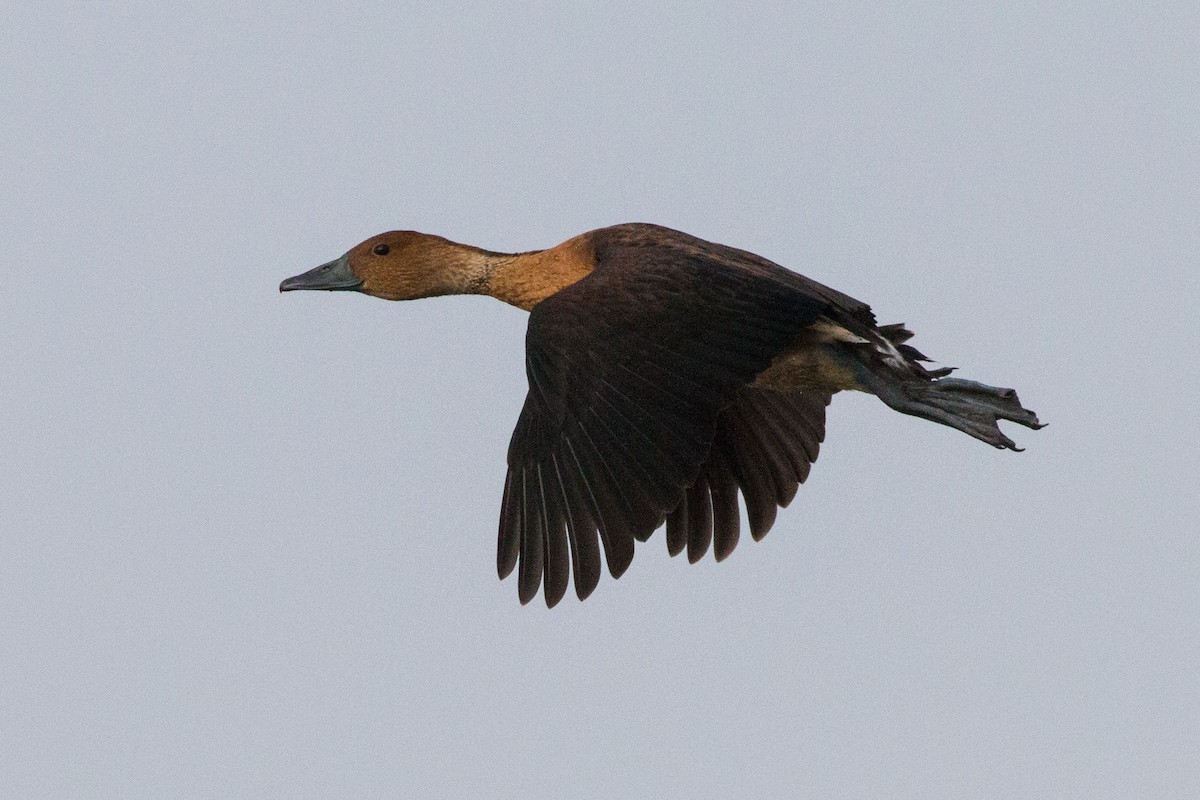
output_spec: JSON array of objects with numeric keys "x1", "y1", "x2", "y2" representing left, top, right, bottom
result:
[{"x1": 752, "y1": 340, "x2": 862, "y2": 393}]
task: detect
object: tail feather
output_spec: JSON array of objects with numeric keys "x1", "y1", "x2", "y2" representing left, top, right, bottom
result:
[{"x1": 877, "y1": 322, "x2": 916, "y2": 345}]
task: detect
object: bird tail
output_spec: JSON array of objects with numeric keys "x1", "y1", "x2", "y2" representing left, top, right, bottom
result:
[{"x1": 847, "y1": 323, "x2": 1045, "y2": 451}]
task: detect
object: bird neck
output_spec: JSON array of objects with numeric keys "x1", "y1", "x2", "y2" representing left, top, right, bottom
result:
[{"x1": 474, "y1": 233, "x2": 596, "y2": 311}]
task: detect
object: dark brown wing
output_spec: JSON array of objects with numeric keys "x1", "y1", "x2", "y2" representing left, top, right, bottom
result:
[
  {"x1": 666, "y1": 388, "x2": 831, "y2": 563},
  {"x1": 498, "y1": 229, "x2": 830, "y2": 606},
  {"x1": 613, "y1": 223, "x2": 879, "y2": 335}
]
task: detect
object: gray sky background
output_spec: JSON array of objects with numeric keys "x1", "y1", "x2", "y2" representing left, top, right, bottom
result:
[{"x1": 3, "y1": 2, "x2": 1197, "y2": 797}]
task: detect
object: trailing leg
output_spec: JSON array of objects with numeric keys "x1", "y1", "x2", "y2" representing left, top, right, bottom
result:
[{"x1": 844, "y1": 324, "x2": 1045, "y2": 450}]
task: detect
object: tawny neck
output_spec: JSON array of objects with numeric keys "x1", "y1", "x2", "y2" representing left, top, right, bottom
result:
[{"x1": 476, "y1": 232, "x2": 596, "y2": 310}]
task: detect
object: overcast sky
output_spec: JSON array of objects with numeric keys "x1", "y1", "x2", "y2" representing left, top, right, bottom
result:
[{"x1": 3, "y1": 2, "x2": 1197, "y2": 798}]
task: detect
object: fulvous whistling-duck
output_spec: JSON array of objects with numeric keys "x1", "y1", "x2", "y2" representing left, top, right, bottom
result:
[{"x1": 281, "y1": 223, "x2": 1043, "y2": 607}]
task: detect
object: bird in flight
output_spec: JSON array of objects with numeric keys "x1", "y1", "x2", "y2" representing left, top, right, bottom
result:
[{"x1": 281, "y1": 223, "x2": 1043, "y2": 607}]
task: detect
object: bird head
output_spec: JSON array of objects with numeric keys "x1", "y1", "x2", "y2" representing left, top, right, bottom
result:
[{"x1": 280, "y1": 231, "x2": 481, "y2": 302}]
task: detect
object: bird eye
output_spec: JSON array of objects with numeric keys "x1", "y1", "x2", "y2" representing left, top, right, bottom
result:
[{"x1": 372, "y1": 244, "x2": 390, "y2": 256}]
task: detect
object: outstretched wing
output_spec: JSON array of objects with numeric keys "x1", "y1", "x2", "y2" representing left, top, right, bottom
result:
[
  {"x1": 497, "y1": 232, "x2": 829, "y2": 606},
  {"x1": 666, "y1": 388, "x2": 831, "y2": 564}
]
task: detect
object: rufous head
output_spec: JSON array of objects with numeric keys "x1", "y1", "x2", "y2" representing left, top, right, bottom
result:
[{"x1": 280, "y1": 231, "x2": 486, "y2": 301}]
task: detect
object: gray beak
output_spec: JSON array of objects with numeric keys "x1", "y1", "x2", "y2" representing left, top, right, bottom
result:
[{"x1": 279, "y1": 254, "x2": 363, "y2": 292}]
